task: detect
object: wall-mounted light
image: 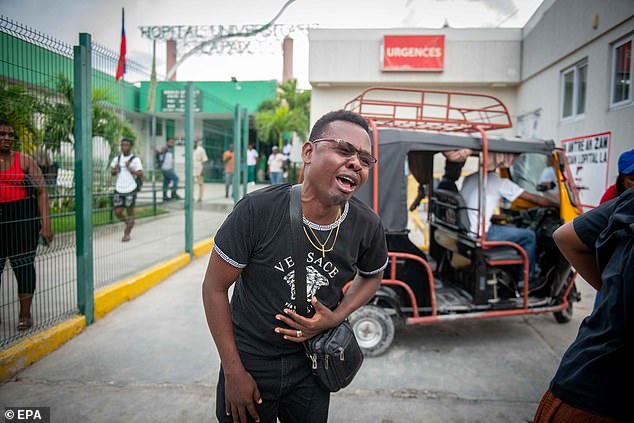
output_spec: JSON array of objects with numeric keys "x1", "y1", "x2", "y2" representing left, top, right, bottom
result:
[{"x1": 592, "y1": 13, "x2": 599, "y2": 30}]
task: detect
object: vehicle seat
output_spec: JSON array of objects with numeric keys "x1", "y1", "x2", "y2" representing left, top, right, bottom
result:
[
  {"x1": 432, "y1": 189, "x2": 525, "y2": 264},
  {"x1": 432, "y1": 189, "x2": 471, "y2": 235}
]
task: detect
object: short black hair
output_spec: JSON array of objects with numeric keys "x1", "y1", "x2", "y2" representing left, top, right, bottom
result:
[
  {"x1": 0, "y1": 118, "x2": 14, "y2": 128},
  {"x1": 120, "y1": 138, "x2": 133, "y2": 145},
  {"x1": 308, "y1": 110, "x2": 369, "y2": 142}
]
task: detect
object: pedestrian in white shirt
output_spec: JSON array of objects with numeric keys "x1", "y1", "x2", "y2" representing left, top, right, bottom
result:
[
  {"x1": 246, "y1": 144, "x2": 258, "y2": 185},
  {"x1": 194, "y1": 140, "x2": 209, "y2": 202},
  {"x1": 268, "y1": 146, "x2": 285, "y2": 185},
  {"x1": 110, "y1": 138, "x2": 143, "y2": 242}
]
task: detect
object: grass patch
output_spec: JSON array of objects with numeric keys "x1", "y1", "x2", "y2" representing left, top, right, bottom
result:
[{"x1": 52, "y1": 207, "x2": 169, "y2": 233}]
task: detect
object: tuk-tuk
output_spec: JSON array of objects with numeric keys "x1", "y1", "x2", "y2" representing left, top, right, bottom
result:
[{"x1": 342, "y1": 87, "x2": 583, "y2": 356}]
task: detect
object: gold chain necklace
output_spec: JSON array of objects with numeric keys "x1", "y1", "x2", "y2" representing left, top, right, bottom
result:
[{"x1": 303, "y1": 208, "x2": 342, "y2": 258}]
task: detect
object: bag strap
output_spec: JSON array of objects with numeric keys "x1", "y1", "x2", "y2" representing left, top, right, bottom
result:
[
  {"x1": 289, "y1": 184, "x2": 308, "y2": 317},
  {"x1": 119, "y1": 154, "x2": 136, "y2": 169}
]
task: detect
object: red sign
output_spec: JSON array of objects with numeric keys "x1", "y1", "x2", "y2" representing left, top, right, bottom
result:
[{"x1": 383, "y1": 35, "x2": 445, "y2": 71}]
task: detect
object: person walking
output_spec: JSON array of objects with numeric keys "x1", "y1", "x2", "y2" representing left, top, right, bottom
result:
[
  {"x1": 193, "y1": 139, "x2": 209, "y2": 203},
  {"x1": 267, "y1": 146, "x2": 285, "y2": 185},
  {"x1": 157, "y1": 138, "x2": 180, "y2": 201},
  {"x1": 202, "y1": 110, "x2": 388, "y2": 423},
  {"x1": 0, "y1": 119, "x2": 54, "y2": 331},
  {"x1": 246, "y1": 144, "x2": 258, "y2": 186},
  {"x1": 223, "y1": 144, "x2": 235, "y2": 198},
  {"x1": 110, "y1": 138, "x2": 143, "y2": 242},
  {"x1": 282, "y1": 140, "x2": 292, "y2": 182}
]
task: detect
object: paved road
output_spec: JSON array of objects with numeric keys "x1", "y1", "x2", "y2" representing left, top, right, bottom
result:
[{"x1": 0, "y1": 251, "x2": 595, "y2": 422}]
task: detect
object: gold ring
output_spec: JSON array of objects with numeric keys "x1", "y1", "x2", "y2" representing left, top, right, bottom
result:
[{"x1": 296, "y1": 330, "x2": 302, "y2": 338}]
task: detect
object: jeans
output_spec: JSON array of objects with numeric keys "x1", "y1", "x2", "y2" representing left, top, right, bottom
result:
[
  {"x1": 487, "y1": 224, "x2": 537, "y2": 285},
  {"x1": 161, "y1": 169, "x2": 179, "y2": 198},
  {"x1": 216, "y1": 351, "x2": 330, "y2": 423},
  {"x1": 225, "y1": 172, "x2": 234, "y2": 197},
  {"x1": 270, "y1": 171, "x2": 283, "y2": 185}
]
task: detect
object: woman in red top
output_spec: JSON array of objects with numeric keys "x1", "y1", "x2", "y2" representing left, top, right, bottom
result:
[
  {"x1": 0, "y1": 119, "x2": 53, "y2": 331},
  {"x1": 599, "y1": 148, "x2": 634, "y2": 204}
]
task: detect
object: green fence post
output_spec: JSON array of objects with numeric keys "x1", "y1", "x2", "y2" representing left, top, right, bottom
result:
[
  {"x1": 150, "y1": 114, "x2": 157, "y2": 216},
  {"x1": 233, "y1": 104, "x2": 241, "y2": 205},
  {"x1": 184, "y1": 82, "x2": 194, "y2": 255},
  {"x1": 74, "y1": 33, "x2": 94, "y2": 325},
  {"x1": 242, "y1": 108, "x2": 248, "y2": 197}
]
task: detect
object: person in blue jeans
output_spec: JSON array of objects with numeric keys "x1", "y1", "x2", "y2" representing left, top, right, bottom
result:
[
  {"x1": 267, "y1": 146, "x2": 285, "y2": 185},
  {"x1": 460, "y1": 153, "x2": 558, "y2": 288},
  {"x1": 157, "y1": 138, "x2": 180, "y2": 201}
]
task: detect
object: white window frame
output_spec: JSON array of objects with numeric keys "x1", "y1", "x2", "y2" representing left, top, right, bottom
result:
[
  {"x1": 560, "y1": 60, "x2": 588, "y2": 120},
  {"x1": 610, "y1": 36, "x2": 633, "y2": 107}
]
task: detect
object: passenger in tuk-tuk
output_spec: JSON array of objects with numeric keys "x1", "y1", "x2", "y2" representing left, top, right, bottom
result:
[
  {"x1": 409, "y1": 149, "x2": 471, "y2": 211},
  {"x1": 437, "y1": 149, "x2": 472, "y2": 192},
  {"x1": 460, "y1": 152, "x2": 558, "y2": 287}
]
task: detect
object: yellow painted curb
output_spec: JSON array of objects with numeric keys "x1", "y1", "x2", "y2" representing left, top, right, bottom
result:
[
  {"x1": 193, "y1": 237, "x2": 214, "y2": 258},
  {"x1": 0, "y1": 316, "x2": 85, "y2": 381},
  {"x1": 94, "y1": 252, "x2": 191, "y2": 320}
]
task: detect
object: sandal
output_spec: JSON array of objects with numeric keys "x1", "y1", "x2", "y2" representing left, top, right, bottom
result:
[
  {"x1": 17, "y1": 318, "x2": 33, "y2": 331},
  {"x1": 121, "y1": 235, "x2": 131, "y2": 242}
]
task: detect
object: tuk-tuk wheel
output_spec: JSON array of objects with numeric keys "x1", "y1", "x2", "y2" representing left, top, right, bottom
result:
[
  {"x1": 553, "y1": 301, "x2": 573, "y2": 324},
  {"x1": 349, "y1": 305, "x2": 395, "y2": 357}
]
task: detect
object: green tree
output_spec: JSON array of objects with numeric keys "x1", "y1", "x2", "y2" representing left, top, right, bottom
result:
[
  {"x1": 0, "y1": 83, "x2": 44, "y2": 153},
  {"x1": 255, "y1": 79, "x2": 310, "y2": 148},
  {"x1": 43, "y1": 74, "x2": 135, "y2": 153}
]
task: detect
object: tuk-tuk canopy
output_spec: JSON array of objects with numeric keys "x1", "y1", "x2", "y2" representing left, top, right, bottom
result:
[
  {"x1": 375, "y1": 128, "x2": 555, "y2": 154},
  {"x1": 355, "y1": 128, "x2": 556, "y2": 232}
]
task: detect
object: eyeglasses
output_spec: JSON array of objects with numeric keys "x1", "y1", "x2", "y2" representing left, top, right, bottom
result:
[{"x1": 311, "y1": 138, "x2": 377, "y2": 169}]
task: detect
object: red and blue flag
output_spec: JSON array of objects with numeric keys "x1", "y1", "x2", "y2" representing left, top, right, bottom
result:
[{"x1": 116, "y1": 8, "x2": 126, "y2": 82}]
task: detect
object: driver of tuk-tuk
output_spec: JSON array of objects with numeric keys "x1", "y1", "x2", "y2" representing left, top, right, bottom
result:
[
  {"x1": 460, "y1": 153, "x2": 558, "y2": 288},
  {"x1": 537, "y1": 155, "x2": 560, "y2": 203}
]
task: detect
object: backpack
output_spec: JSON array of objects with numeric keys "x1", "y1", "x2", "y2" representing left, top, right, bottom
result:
[
  {"x1": 155, "y1": 148, "x2": 166, "y2": 168},
  {"x1": 119, "y1": 154, "x2": 143, "y2": 192}
]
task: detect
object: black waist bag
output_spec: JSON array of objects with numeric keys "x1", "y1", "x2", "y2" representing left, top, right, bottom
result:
[
  {"x1": 289, "y1": 184, "x2": 364, "y2": 393},
  {"x1": 304, "y1": 319, "x2": 364, "y2": 392}
]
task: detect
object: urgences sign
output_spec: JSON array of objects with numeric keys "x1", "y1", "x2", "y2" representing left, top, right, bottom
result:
[{"x1": 383, "y1": 35, "x2": 445, "y2": 71}]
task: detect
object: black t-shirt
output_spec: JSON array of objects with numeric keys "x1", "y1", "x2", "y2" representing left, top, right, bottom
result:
[
  {"x1": 214, "y1": 184, "x2": 389, "y2": 357},
  {"x1": 550, "y1": 189, "x2": 634, "y2": 421}
]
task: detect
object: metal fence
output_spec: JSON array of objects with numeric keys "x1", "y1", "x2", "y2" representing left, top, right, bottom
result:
[
  {"x1": 0, "y1": 16, "x2": 249, "y2": 348},
  {"x1": 1, "y1": 17, "x2": 80, "y2": 346}
]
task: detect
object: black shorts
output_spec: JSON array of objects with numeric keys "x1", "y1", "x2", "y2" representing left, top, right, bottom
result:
[{"x1": 112, "y1": 191, "x2": 137, "y2": 209}]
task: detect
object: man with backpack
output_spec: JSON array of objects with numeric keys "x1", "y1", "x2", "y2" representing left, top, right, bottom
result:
[{"x1": 111, "y1": 138, "x2": 143, "y2": 242}]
